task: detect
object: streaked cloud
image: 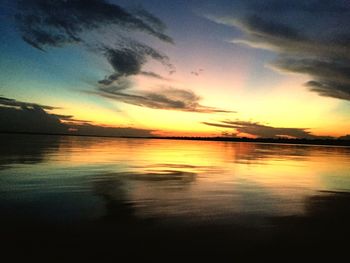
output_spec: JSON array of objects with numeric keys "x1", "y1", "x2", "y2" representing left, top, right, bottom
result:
[
  {"x1": 15, "y1": 0, "x2": 172, "y2": 51},
  {"x1": 91, "y1": 84, "x2": 232, "y2": 113},
  {"x1": 140, "y1": 71, "x2": 170, "y2": 81},
  {"x1": 202, "y1": 120, "x2": 315, "y2": 138},
  {"x1": 0, "y1": 96, "x2": 58, "y2": 110},
  {"x1": 206, "y1": 0, "x2": 350, "y2": 101},
  {"x1": 14, "y1": 0, "x2": 180, "y2": 112}
]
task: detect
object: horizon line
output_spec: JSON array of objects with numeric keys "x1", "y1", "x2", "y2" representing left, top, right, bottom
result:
[{"x1": 1, "y1": 131, "x2": 350, "y2": 147}]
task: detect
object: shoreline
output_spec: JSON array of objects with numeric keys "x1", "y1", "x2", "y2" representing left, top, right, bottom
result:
[{"x1": 1, "y1": 131, "x2": 350, "y2": 147}]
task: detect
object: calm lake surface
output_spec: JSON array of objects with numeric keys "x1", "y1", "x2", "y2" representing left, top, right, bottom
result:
[{"x1": 1, "y1": 134, "x2": 350, "y2": 259}]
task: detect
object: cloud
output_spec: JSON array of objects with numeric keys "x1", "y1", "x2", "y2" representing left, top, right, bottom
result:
[
  {"x1": 0, "y1": 96, "x2": 58, "y2": 110},
  {"x1": 202, "y1": 120, "x2": 315, "y2": 138},
  {"x1": 0, "y1": 98, "x2": 67, "y2": 134},
  {"x1": 15, "y1": 0, "x2": 175, "y2": 76},
  {"x1": 67, "y1": 123, "x2": 153, "y2": 137},
  {"x1": 271, "y1": 57, "x2": 350, "y2": 100},
  {"x1": 131, "y1": 6, "x2": 167, "y2": 33},
  {"x1": 98, "y1": 42, "x2": 174, "y2": 85},
  {"x1": 14, "y1": 0, "x2": 184, "y2": 112},
  {"x1": 92, "y1": 44, "x2": 224, "y2": 113},
  {"x1": 92, "y1": 84, "x2": 232, "y2": 113},
  {"x1": 15, "y1": 0, "x2": 173, "y2": 51},
  {"x1": 140, "y1": 71, "x2": 169, "y2": 81},
  {"x1": 190, "y1": 69, "x2": 204, "y2": 76},
  {"x1": 206, "y1": 0, "x2": 350, "y2": 101},
  {"x1": 0, "y1": 96, "x2": 153, "y2": 137}
]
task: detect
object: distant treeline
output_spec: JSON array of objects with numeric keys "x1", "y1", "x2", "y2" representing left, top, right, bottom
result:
[
  {"x1": 1, "y1": 131, "x2": 350, "y2": 146},
  {"x1": 146, "y1": 136, "x2": 350, "y2": 146}
]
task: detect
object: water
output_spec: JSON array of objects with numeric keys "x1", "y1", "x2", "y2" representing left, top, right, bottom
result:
[
  {"x1": 1, "y1": 134, "x2": 350, "y2": 259},
  {"x1": 1, "y1": 134, "x2": 350, "y2": 224}
]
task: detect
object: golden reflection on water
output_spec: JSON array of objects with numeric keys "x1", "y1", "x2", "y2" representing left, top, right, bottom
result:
[{"x1": 1, "y1": 134, "x2": 350, "y2": 223}]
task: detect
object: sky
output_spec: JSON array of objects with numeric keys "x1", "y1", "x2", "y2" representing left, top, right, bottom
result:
[{"x1": 0, "y1": 0, "x2": 350, "y2": 139}]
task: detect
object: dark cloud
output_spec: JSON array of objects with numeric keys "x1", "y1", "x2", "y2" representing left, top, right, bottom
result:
[
  {"x1": 106, "y1": 48, "x2": 143, "y2": 76},
  {"x1": 14, "y1": 0, "x2": 182, "y2": 111},
  {"x1": 131, "y1": 7, "x2": 167, "y2": 33},
  {"x1": 239, "y1": 15, "x2": 305, "y2": 42},
  {"x1": 14, "y1": 0, "x2": 174, "y2": 77},
  {"x1": 0, "y1": 96, "x2": 153, "y2": 137},
  {"x1": 98, "y1": 73, "x2": 122, "y2": 86},
  {"x1": 0, "y1": 96, "x2": 58, "y2": 110},
  {"x1": 92, "y1": 85, "x2": 232, "y2": 113},
  {"x1": 271, "y1": 58, "x2": 350, "y2": 82},
  {"x1": 0, "y1": 99, "x2": 67, "y2": 134},
  {"x1": 251, "y1": 0, "x2": 348, "y2": 15},
  {"x1": 98, "y1": 42, "x2": 174, "y2": 86},
  {"x1": 272, "y1": 57, "x2": 350, "y2": 100},
  {"x1": 202, "y1": 120, "x2": 315, "y2": 139},
  {"x1": 207, "y1": 0, "x2": 350, "y2": 101},
  {"x1": 15, "y1": 0, "x2": 173, "y2": 51}
]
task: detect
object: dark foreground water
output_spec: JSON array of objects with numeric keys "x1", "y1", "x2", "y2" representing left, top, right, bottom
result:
[{"x1": 1, "y1": 134, "x2": 350, "y2": 260}]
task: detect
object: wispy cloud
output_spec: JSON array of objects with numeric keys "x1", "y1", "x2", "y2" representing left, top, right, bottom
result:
[
  {"x1": 140, "y1": 71, "x2": 170, "y2": 81},
  {"x1": 15, "y1": 0, "x2": 173, "y2": 51},
  {"x1": 202, "y1": 120, "x2": 316, "y2": 138},
  {"x1": 190, "y1": 69, "x2": 204, "y2": 77},
  {"x1": 14, "y1": 0, "x2": 186, "y2": 112},
  {"x1": 14, "y1": 1, "x2": 235, "y2": 115},
  {"x1": 91, "y1": 84, "x2": 232, "y2": 113},
  {"x1": 206, "y1": 0, "x2": 350, "y2": 101},
  {"x1": 0, "y1": 96, "x2": 58, "y2": 110}
]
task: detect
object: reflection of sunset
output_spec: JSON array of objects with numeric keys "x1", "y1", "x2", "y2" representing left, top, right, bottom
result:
[
  {"x1": 16, "y1": 137, "x2": 345, "y2": 220},
  {"x1": 3, "y1": 135, "x2": 348, "y2": 221}
]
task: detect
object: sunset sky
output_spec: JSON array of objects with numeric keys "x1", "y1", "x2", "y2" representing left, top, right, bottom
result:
[{"x1": 1, "y1": 0, "x2": 350, "y2": 138}]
